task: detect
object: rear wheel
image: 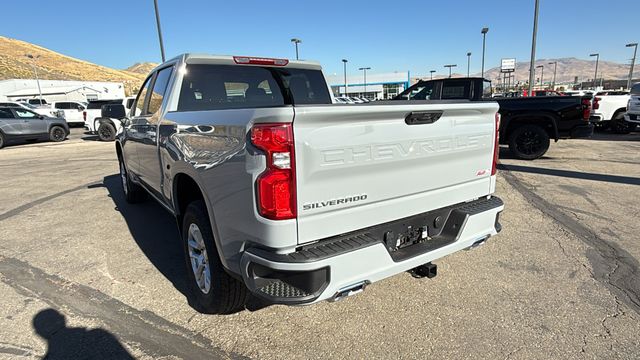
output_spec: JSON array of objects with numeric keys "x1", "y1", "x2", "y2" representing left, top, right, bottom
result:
[
  {"x1": 0, "y1": 132, "x2": 4, "y2": 149},
  {"x1": 118, "y1": 157, "x2": 146, "y2": 203},
  {"x1": 610, "y1": 112, "x2": 633, "y2": 134},
  {"x1": 182, "y1": 200, "x2": 248, "y2": 314},
  {"x1": 508, "y1": 124, "x2": 550, "y2": 160},
  {"x1": 49, "y1": 126, "x2": 66, "y2": 142},
  {"x1": 97, "y1": 122, "x2": 116, "y2": 141}
]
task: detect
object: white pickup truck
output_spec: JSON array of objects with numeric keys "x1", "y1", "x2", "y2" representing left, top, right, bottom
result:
[
  {"x1": 84, "y1": 97, "x2": 135, "y2": 140},
  {"x1": 102, "y1": 54, "x2": 504, "y2": 313},
  {"x1": 590, "y1": 90, "x2": 635, "y2": 133},
  {"x1": 51, "y1": 101, "x2": 86, "y2": 126},
  {"x1": 624, "y1": 83, "x2": 640, "y2": 127}
]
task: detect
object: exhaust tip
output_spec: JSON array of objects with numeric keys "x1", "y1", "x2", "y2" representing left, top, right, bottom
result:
[
  {"x1": 330, "y1": 280, "x2": 370, "y2": 302},
  {"x1": 466, "y1": 236, "x2": 489, "y2": 251}
]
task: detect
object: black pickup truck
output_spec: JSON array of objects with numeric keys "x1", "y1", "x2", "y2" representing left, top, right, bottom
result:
[{"x1": 394, "y1": 78, "x2": 594, "y2": 159}]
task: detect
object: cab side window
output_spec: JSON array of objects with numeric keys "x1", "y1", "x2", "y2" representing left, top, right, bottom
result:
[
  {"x1": 0, "y1": 109, "x2": 14, "y2": 118},
  {"x1": 132, "y1": 76, "x2": 153, "y2": 117},
  {"x1": 441, "y1": 81, "x2": 471, "y2": 100},
  {"x1": 145, "y1": 66, "x2": 173, "y2": 122}
]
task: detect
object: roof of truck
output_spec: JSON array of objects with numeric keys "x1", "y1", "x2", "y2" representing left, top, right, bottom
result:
[{"x1": 160, "y1": 54, "x2": 323, "y2": 71}]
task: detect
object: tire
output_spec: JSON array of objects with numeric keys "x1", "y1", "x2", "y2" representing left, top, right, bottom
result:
[
  {"x1": 118, "y1": 157, "x2": 146, "y2": 203},
  {"x1": 97, "y1": 122, "x2": 116, "y2": 141},
  {"x1": 610, "y1": 112, "x2": 632, "y2": 134},
  {"x1": 508, "y1": 124, "x2": 550, "y2": 160},
  {"x1": 0, "y1": 132, "x2": 4, "y2": 149},
  {"x1": 49, "y1": 126, "x2": 66, "y2": 142},
  {"x1": 182, "y1": 200, "x2": 248, "y2": 314}
]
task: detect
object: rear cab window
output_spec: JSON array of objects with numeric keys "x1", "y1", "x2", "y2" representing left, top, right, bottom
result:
[
  {"x1": 87, "y1": 100, "x2": 122, "y2": 110},
  {"x1": 441, "y1": 80, "x2": 471, "y2": 100},
  {"x1": 177, "y1": 64, "x2": 331, "y2": 112}
]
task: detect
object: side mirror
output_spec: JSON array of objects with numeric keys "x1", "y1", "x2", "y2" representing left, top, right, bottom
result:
[
  {"x1": 101, "y1": 104, "x2": 126, "y2": 119},
  {"x1": 38, "y1": 115, "x2": 45, "y2": 119}
]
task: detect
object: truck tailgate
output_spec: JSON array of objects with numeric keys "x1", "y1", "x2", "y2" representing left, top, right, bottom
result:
[{"x1": 293, "y1": 101, "x2": 499, "y2": 244}]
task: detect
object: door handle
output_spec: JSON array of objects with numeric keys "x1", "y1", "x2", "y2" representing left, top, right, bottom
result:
[{"x1": 405, "y1": 111, "x2": 443, "y2": 125}]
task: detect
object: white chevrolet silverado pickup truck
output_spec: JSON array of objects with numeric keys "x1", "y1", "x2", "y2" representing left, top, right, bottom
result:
[
  {"x1": 624, "y1": 83, "x2": 640, "y2": 127},
  {"x1": 590, "y1": 90, "x2": 635, "y2": 133},
  {"x1": 101, "y1": 54, "x2": 504, "y2": 314},
  {"x1": 84, "y1": 97, "x2": 135, "y2": 140}
]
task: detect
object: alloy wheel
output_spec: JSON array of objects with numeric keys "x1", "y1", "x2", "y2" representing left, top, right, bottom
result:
[
  {"x1": 516, "y1": 130, "x2": 543, "y2": 156},
  {"x1": 52, "y1": 128, "x2": 65, "y2": 141},
  {"x1": 187, "y1": 223, "x2": 211, "y2": 294}
]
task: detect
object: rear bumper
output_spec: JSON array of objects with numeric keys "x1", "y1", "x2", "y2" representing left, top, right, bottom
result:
[
  {"x1": 240, "y1": 196, "x2": 504, "y2": 305},
  {"x1": 625, "y1": 113, "x2": 640, "y2": 124},
  {"x1": 570, "y1": 124, "x2": 594, "y2": 138},
  {"x1": 589, "y1": 114, "x2": 604, "y2": 123}
]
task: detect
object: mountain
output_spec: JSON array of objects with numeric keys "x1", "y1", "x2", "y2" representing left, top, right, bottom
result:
[
  {"x1": 0, "y1": 36, "x2": 146, "y2": 95},
  {"x1": 476, "y1": 57, "x2": 638, "y2": 84},
  {"x1": 125, "y1": 62, "x2": 158, "y2": 75}
]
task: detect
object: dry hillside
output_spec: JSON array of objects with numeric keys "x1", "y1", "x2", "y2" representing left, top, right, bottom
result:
[
  {"x1": 478, "y1": 57, "x2": 639, "y2": 84},
  {"x1": 125, "y1": 62, "x2": 159, "y2": 75},
  {"x1": 0, "y1": 36, "x2": 146, "y2": 95}
]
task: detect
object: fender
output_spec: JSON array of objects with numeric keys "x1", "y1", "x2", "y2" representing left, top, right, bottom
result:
[
  {"x1": 500, "y1": 111, "x2": 559, "y2": 141},
  {"x1": 96, "y1": 117, "x2": 118, "y2": 129},
  {"x1": 171, "y1": 168, "x2": 231, "y2": 272}
]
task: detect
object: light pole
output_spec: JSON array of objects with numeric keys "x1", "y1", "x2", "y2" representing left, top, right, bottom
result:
[
  {"x1": 467, "y1": 52, "x2": 472, "y2": 77},
  {"x1": 590, "y1": 53, "x2": 599, "y2": 90},
  {"x1": 548, "y1": 61, "x2": 557, "y2": 90},
  {"x1": 153, "y1": 0, "x2": 166, "y2": 62},
  {"x1": 444, "y1": 64, "x2": 457, "y2": 78},
  {"x1": 536, "y1": 65, "x2": 544, "y2": 87},
  {"x1": 528, "y1": 0, "x2": 540, "y2": 95},
  {"x1": 626, "y1": 43, "x2": 638, "y2": 90},
  {"x1": 342, "y1": 59, "x2": 348, "y2": 97},
  {"x1": 291, "y1": 38, "x2": 302, "y2": 60},
  {"x1": 430, "y1": 70, "x2": 436, "y2": 80},
  {"x1": 359, "y1": 67, "x2": 371, "y2": 98},
  {"x1": 481, "y1": 27, "x2": 489, "y2": 78},
  {"x1": 25, "y1": 54, "x2": 43, "y2": 103}
]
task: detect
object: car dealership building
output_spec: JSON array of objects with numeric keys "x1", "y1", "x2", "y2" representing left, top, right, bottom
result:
[{"x1": 325, "y1": 71, "x2": 411, "y2": 100}]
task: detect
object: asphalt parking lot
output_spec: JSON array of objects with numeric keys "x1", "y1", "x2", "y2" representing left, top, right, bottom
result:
[{"x1": 1, "y1": 128, "x2": 639, "y2": 359}]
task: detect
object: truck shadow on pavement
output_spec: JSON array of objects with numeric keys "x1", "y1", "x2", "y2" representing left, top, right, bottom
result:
[
  {"x1": 585, "y1": 131, "x2": 640, "y2": 142},
  {"x1": 33, "y1": 308, "x2": 134, "y2": 359},
  {"x1": 498, "y1": 164, "x2": 640, "y2": 186},
  {"x1": 100, "y1": 175, "x2": 270, "y2": 313},
  {"x1": 101, "y1": 175, "x2": 190, "y2": 300}
]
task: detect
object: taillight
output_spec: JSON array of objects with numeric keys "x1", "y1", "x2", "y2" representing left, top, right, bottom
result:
[
  {"x1": 83, "y1": 111, "x2": 86, "y2": 121},
  {"x1": 593, "y1": 97, "x2": 601, "y2": 110},
  {"x1": 581, "y1": 98, "x2": 592, "y2": 121},
  {"x1": 234, "y1": 56, "x2": 289, "y2": 66},
  {"x1": 491, "y1": 112, "x2": 501, "y2": 176},
  {"x1": 251, "y1": 123, "x2": 296, "y2": 220}
]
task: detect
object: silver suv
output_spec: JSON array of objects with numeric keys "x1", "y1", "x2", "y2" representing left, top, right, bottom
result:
[{"x1": 0, "y1": 107, "x2": 69, "y2": 149}]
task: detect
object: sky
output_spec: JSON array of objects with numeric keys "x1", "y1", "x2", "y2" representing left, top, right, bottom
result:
[{"x1": 1, "y1": 0, "x2": 637, "y2": 78}]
